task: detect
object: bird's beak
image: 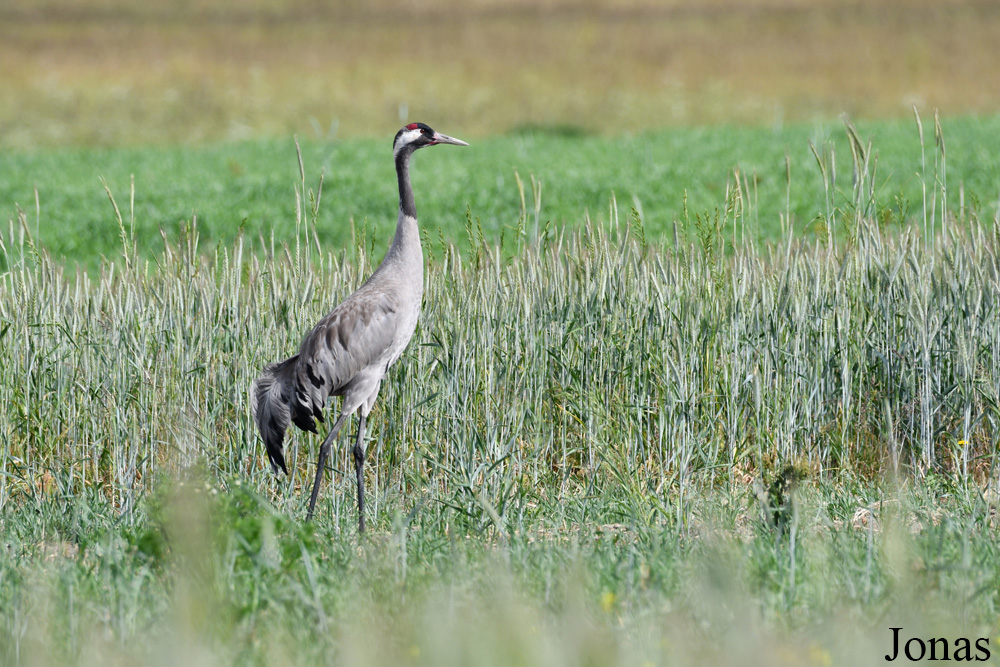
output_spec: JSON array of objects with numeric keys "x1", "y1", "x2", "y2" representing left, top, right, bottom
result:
[{"x1": 431, "y1": 132, "x2": 469, "y2": 147}]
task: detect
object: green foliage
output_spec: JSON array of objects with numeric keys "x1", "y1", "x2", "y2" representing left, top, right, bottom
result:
[
  {"x1": 2, "y1": 118, "x2": 1000, "y2": 663},
  {"x1": 3, "y1": 115, "x2": 1000, "y2": 271}
]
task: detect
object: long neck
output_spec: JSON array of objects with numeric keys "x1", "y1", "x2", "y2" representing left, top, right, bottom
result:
[
  {"x1": 395, "y1": 146, "x2": 417, "y2": 220},
  {"x1": 383, "y1": 146, "x2": 422, "y2": 269}
]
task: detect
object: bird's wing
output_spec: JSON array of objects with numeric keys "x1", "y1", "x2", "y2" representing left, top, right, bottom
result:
[{"x1": 292, "y1": 289, "x2": 401, "y2": 424}]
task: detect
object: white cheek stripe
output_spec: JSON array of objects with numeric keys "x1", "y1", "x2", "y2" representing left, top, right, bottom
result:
[{"x1": 394, "y1": 129, "x2": 424, "y2": 154}]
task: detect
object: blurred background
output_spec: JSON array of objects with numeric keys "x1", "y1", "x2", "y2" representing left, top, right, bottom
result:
[{"x1": 2, "y1": 0, "x2": 998, "y2": 148}]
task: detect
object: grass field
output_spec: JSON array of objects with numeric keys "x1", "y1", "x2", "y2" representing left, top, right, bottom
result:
[
  {"x1": 4, "y1": 117, "x2": 1000, "y2": 664},
  {"x1": 2, "y1": 0, "x2": 1000, "y2": 147},
  {"x1": 4, "y1": 114, "x2": 1000, "y2": 270},
  {"x1": 5, "y1": 0, "x2": 1000, "y2": 664}
]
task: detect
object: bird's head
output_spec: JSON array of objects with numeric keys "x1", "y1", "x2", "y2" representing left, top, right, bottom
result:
[{"x1": 393, "y1": 122, "x2": 468, "y2": 157}]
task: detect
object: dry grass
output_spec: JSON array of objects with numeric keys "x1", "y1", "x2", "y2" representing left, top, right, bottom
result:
[{"x1": 2, "y1": 0, "x2": 999, "y2": 147}]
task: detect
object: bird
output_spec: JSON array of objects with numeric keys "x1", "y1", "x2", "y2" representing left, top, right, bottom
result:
[{"x1": 251, "y1": 122, "x2": 468, "y2": 533}]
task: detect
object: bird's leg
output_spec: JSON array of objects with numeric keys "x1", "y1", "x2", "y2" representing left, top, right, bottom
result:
[
  {"x1": 353, "y1": 414, "x2": 368, "y2": 535},
  {"x1": 306, "y1": 412, "x2": 349, "y2": 522}
]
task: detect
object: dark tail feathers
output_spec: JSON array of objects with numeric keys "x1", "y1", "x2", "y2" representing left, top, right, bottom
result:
[{"x1": 251, "y1": 355, "x2": 312, "y2": 475}]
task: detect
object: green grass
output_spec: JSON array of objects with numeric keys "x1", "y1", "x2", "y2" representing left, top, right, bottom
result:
[
  {"x1": 6, "y1": 469, "x2": 1000, "y2": 665},
  {"x1": 4, "y1": 113, "x2": 1000, "y2": 663},
  {"x1": 3, "y1": 114, "x2": 1000, "y2": 271},
  {"x1": 5, "y1": 2, "x2": 1000, "y2": 661}
]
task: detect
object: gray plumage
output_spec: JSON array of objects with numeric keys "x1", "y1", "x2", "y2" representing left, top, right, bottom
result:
[{"x1": 251, "y1": 122, "x2": 467, "y2": 532}]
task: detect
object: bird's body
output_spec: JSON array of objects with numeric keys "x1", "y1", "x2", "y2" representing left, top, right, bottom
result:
[
  {"x1": 251, "y1": 123, "x2": 467, "y2": 532},
  {"x1": 253, "y1": 226, "x2": 423, "y2": 476}
]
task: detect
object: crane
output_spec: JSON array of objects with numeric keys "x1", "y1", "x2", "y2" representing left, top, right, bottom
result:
[{"x1": 251, "y1": 122, "x2": 468, "y2": 533}]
